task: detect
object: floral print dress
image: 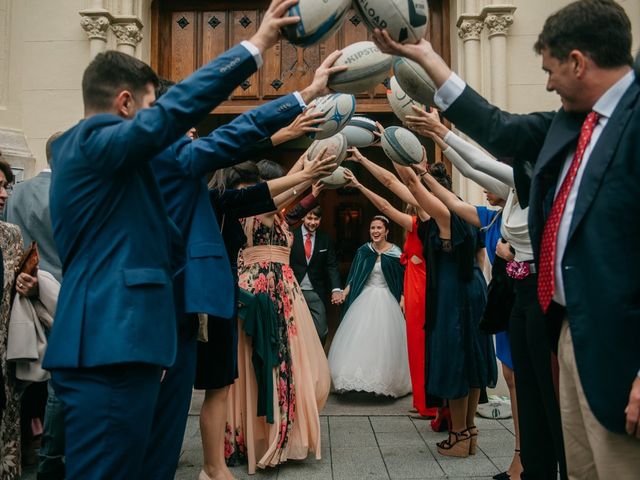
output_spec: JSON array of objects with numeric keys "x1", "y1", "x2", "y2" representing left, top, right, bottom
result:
[
  {"x1": 0, "y1": 222, "x2": 24, "y2": 480},
  {"x1": 225, "y1": 214, "x2": 330, "y2": 474}
]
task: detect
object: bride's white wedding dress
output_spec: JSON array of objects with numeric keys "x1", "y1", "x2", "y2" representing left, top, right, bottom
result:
[{"x1": 328, "y1": 261, "x2": 412, "y2": 397}]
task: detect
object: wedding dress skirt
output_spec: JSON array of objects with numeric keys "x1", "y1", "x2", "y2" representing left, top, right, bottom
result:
[{"x1": 328, "y1": 262, "x2": 412, "y2": 397}]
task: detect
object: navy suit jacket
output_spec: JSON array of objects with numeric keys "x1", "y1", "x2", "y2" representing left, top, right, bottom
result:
[
  {"x1": 444, "y1": 79, "x2": 640, "y2": 434},
  {"x1": 44, "y1": 44, "x2": 259, "y2": 369},
  {"x1": 153, "y1": 94, "x2": 302, "y2": 319}
]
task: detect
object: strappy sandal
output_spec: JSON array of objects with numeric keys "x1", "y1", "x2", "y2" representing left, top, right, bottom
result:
[
  {"x1": 492, "y1": 449, "x2": 520, "y2": 479},
  {"x1": 436, "y1": 430, "x2": 471, "y2": 458},
  {"x1": 463, "y1": 425, "x2": 478, "y2": 455}
]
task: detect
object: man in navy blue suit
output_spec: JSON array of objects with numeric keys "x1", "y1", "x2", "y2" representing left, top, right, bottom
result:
[
  {"x1": 374, "y1": 1, "x2": 639, "y2": 478},
  {"x1": 142, "y1": 52, "x2": 344, "y2": 479},
  {"x1": 44, "y1": 1, "x2": 303, "y2": 478}
]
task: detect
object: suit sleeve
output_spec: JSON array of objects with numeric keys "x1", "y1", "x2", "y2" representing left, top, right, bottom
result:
[
  {"x1": 284, "y1": 193, "x2": 318, "y2": 226},
  {"x1": 85, "y1": 44, "x2": 258, "y2": 175},
  {"x1": 176, "y1": 94, "x2": 303, "y2": 178},
  {"x1": 214, "y1": 183, "x2": 277, "y2": 219},
  {"x1": 325, "y1": 236, "x2": 341, "y2": 291}
]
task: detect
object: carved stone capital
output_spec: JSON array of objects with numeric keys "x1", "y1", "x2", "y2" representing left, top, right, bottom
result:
[
  {"x1": 481, "y1": 5, "x2": 517, "y2": 38},
  {"x1": 456, "y1": 16, "x2": 484, "y2": 42},
  {"x1": 110, "y1": 16, "x2": 144, "y2": 47},
  {"x1": 79, "y1": 11, "x2": 111, "y2": 41}
]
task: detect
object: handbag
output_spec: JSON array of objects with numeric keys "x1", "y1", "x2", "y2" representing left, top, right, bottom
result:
[
  {"x1": 479, "y1": 256, "x2": 515, "y2": 334},
  {"x1": 12, "y1": 241, "x2": 40, "y2": 298}
]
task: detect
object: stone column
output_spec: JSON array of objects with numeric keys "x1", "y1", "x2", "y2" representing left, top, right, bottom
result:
[
  {"x1": 79, "y1": 10, "x2": 111, "y2": 59},
  {"x1": 111, "y1": 19, "x2": 143, "y2": 56},
  {"x1": 482, "y1": 5, "x2": 516, "y2": 108},
  {"x1": 455, "y1": 14, "x2": 484, "y2": 201}
]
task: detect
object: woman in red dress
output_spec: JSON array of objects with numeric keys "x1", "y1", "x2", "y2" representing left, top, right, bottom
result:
[{"x1": 343, "y1": 151, "x2": 437, "y2": 418}]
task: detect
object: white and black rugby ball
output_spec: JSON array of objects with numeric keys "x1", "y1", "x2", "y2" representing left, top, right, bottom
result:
[
  {"x1": 381, "y1": 126, "x2": 423, "y2": 166},
  {"x1": 306, "y1": 93, "x2": 356, "y2": 140},
  {"x1": 393, "y1": 56, "x2": 437, "y2": 107},
  {"x1": 282, "y1": 0, "x2": 351, "y2": 47},
  {"x1": 320, "y1": 166, "x2": 350, "y2": 189},
  {"x1": 328, "y1": 41, "x2": 392, "y2": 94},
  {"x1": 307, "y1": 133, "x2": 348, "y2": 172},
  {"x1": 341, "y1": 116, "x2": 379, "y2": 147},
  {"x1": 353, "y1": 0, "x2": 429, "y2": 44},
  {"x1": 387, "y1": 76, "x2": 426, "y2": 123}
]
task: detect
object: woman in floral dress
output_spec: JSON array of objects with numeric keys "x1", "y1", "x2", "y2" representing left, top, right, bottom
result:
[{"x1": 224, "y1": 161, "x2": 331, "y2": 474}]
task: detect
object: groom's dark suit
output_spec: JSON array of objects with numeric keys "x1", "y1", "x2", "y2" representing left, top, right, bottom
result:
[
  {"x1": 443, "y1": 77, "x2": 640, "y2": 436},
  {"x1": 290, "y1": 227, "x2": 341, "y2": 343}
]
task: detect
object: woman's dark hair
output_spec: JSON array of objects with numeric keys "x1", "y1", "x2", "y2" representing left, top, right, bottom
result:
[
  {"x1": 209, "y1": 161, "x2": 261, "y2": 191},
  {"x1": 82, "y1": 50, "x2": 159, "y2": 112},
  {"x1": 0, "y1": 157, "x2": 15, "y2": 184},
  {"x1": 371, "y1": 215, "x2": 390, "y2": 230},
  {"x1": 256, "y1": 159, "x2": 285, "y2": 180},
  {"x1": 534, "y1": 0, "x2": 632, "y2": 68},
  {"x1": 428, "y1": 162, "x2": 452, "y2": 191}
]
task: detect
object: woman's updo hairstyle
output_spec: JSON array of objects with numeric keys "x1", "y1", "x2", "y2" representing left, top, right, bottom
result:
[{"x1": 428, "y1": 162, "x2": 452, "y2": 191}]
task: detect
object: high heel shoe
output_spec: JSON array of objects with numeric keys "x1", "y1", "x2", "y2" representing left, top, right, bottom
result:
[
  {"x1": 199, "y1": 470, "x2": 212, "y2": 480},
  {"x1": 463, "y1": 425, "x2": 478, "y2": 455},
  {"x1": 430, "y1": 407, "x2": 451, "y2": 432},
  {"x1": 436, "y1": 430, "x2": 471, "y2": 458},
  {"x1": 492, "y1": 449, "x2": 520, "y2": 479}
]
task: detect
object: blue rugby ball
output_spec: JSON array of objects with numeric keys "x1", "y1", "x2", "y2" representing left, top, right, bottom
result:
[
  {"x1": 282, "y1": 0, "x2": 351, "y2": 47},
  {"x1": 381, "y1": 126, "x2": 423, "y2": 166},
  {"x1": 306, "y1": 93, "x2": 356, "y2": 140}
]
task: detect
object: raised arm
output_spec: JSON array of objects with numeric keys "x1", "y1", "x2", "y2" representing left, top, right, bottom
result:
[
  {"x1": 393, "y1": 156, "x2": 451, "y2": 238},
  {"x1": 90, "y1": 0, "x2": 302, "y2": 175},
  {"x1": 347, "y1": 147, "x2": 427, "y2": 219},
  {"x1": 419, "y1": 168, "x2": 481, "y2": 228},
  {"x1": 343, "y1": 168, "x2": 414, "y2": 232}
]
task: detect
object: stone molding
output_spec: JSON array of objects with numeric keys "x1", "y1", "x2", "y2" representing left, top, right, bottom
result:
[
  {"x1": 79, "y1": 9, "x2": 112, "y2": 41},
  {"x1": 111, "y1": 16, "x2": 144, "y2": 47},
  {"x1": 0, "y1": 127, "x2": 36, "y2": 180},
  {"x1": 481, "y1": 5, "x2": 517, "y2": 38},
  {"x1": 456, "y1": 15, "x2": 484, "y2": 42}
]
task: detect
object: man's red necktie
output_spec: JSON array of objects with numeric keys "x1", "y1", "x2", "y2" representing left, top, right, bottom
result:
[
  {"x1": 537, "y1": 111, "x2": 600, "y2": 313},
  {"x1": 304, "y1": 232, "x2": 312, "y2": 260}
]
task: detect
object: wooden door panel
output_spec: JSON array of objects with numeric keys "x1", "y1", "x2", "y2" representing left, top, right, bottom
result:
[
  {"x1": 170, "y1": 11, "x2": 196, "y2": 81},
  {"x1": 229, "y1": 10, "x2": 260, "y2": 99},
  {"x1": 202, "y1": 11, "x2": 227, "y2": 67}
]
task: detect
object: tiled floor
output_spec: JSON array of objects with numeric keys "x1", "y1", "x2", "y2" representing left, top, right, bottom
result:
[{"x1": 22, "y1": 392, "x2": 517, "y2": 479}]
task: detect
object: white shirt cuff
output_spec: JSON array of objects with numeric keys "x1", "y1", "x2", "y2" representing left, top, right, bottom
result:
[
  {"x1": 434, "y1": 72, "x2": 466, "y2": 111},
  {"x1": 240, "y1": 40, "x2": 263, "y2": 69},
  {"x1": 292, "y1": 91, "x2": 307, "y2": 110},
  {"x1": 331, "y1": 288, "x2": 342, "y2": 293}
]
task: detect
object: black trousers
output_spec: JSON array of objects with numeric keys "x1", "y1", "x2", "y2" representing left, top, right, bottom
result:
[{"x1": 509, "y1": 275, "x2": 567, "y2": 480}]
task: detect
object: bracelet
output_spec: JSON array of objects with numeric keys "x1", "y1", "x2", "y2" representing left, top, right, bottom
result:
[
  {"x1": 418, "y1": 170, "x2": 428, "y2": 177},
  {"x1": 292, "y1": 188, "x2": 297, "y2": 196}
]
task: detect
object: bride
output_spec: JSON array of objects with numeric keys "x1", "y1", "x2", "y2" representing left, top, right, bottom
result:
[{"x1": 328, "y1": 215, "x2": 412, "y2": 397}]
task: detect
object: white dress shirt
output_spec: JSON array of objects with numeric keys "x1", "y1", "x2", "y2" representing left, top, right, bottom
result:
[{"x1": 435, "y1": 70, "x2": 635, "y2": 304}]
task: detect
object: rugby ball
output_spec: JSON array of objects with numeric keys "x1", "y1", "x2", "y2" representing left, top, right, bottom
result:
[
  {"x1": 393, "y1": 56, "x2": 437, "y2": 107},
  {"x1": 342, "y1": 116, "x2": 379, "y2": 147},
  {"x1": 306, "y1": 93, "x2": 356, "y2": 140},
  {"x1": 387, "y1": 76, "x2": 426, "y2": 123},
  {"x1": 319, "y1": 166, "x2": 350, "y2": 189},
  {"x1": 381, "y1": 126, "x2": 423, "y2": 166},
  {"x1": 282, "y1": 0, "x2": 351, "y2": 47},
  {"x1": 328, "y1": 41, "x2": 392, "y2": 94},
  {"x1": 307, "y1": 133, "x2": 348, "y2": 173},
  {"x1": 353, "y1": 0, "x2": 429, "y2": 44}
]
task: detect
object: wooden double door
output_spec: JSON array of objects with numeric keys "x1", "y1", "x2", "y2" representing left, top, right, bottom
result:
[{"x1": 151, "y1": 0, "x2": 451, "y2": 114}]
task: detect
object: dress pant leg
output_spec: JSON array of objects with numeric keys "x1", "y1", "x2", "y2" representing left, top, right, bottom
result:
[
  {"x1": 509, "y1": 276, "x2": 565, "y2": 480},
  {"x1": 37, "y1": 380, "x2": 66, "y2": 479},
  {"x1": 51, "y1": 363, "x2": 162, "y2": 480},
  {"x1": 559, "y1": 322, "x2": 640, "y2": 480},
  {"x1": 302, "y1": 290, "x2": 328, "y2": 345},
  {"x1": 142, "y1": 315, "x2": 198, "y2": 480}
]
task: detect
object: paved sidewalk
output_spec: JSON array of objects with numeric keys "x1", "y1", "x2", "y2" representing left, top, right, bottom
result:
[{"x1": 22, "y1": 392, "x2": 517, "y2": 479}]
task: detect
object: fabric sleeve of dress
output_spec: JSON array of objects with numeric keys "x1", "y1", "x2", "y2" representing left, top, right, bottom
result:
[
  {"x1": 444, "y1": 131, "x2": 515, "y2": 189},
  {"x1": 215, "y1": 183, "x2": 277, "y2": 219},
  {"x1": 284, "y1": 193, "x2": 318, "y2": 227}
]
